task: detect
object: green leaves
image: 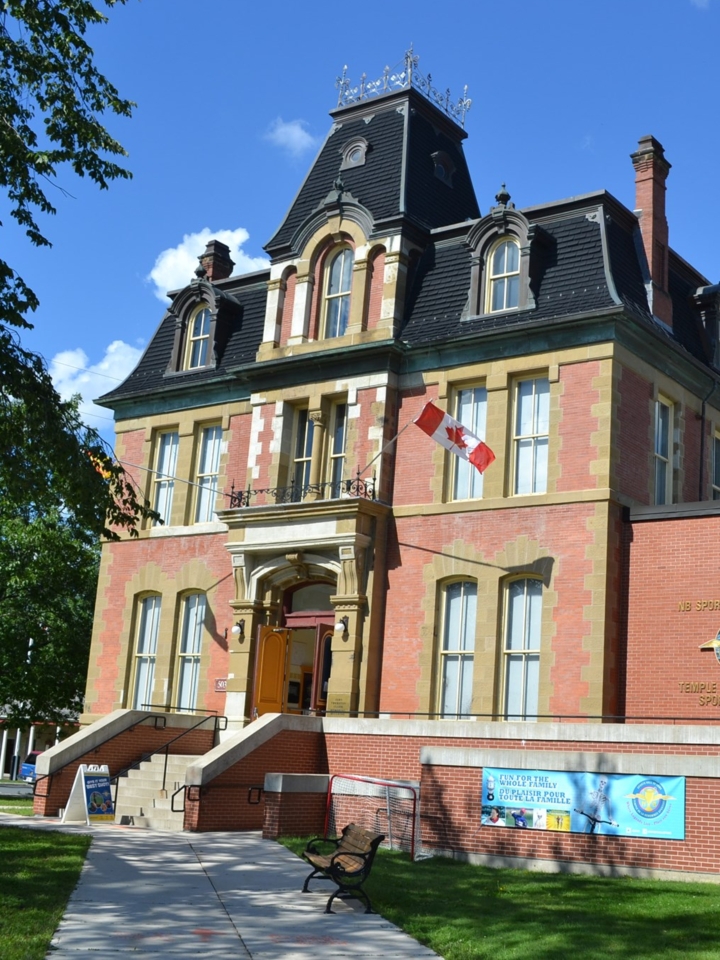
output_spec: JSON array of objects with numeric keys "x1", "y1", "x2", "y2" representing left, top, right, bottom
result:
[
  {"x1": 0, "y1": 507, "x2": 98, "y2": 725},
  {"x1": 0, "y1": 2, "x2": 158, "y2": 721},
  {"x1": 0, "y1": 0, "x2": 134, "y2": 258},
  {"x1": 0, "y1": 0, "x2": 156, "y2": 542}
]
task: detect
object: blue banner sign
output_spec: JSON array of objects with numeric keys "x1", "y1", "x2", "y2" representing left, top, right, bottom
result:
[
  {"x1": 481, "y1": 767, "x2": 685, "y2": 840},
  {"x1": 83, "y1": 767, "x2": 115, "y2": 823}
]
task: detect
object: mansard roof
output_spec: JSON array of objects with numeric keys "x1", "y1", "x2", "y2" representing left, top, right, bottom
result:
[
  {"x1": 401, "y1": 191, "x2": 715, "y2": 372},
  {"x1": 265, "y1": 87, "x2": 480, "y2": 258},
  {"x1": 97, "y1": 270, "x2": 269, "y2": 405}
]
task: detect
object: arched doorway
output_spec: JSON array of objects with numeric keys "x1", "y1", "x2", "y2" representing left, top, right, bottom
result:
[{"x1": 252, "y1": 581, "x2": 336, "y2": 717}]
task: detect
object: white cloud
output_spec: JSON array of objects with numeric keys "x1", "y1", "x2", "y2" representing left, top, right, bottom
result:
[
  {"x1": 49, "y1": 340, "x2": 143, "y2": 434},
  {"x1": 264, "y1": 117, "x2": 319, "y2": 158},
  {"x1": 147, "y1": 227, "x2": 268, "y2": 302}
]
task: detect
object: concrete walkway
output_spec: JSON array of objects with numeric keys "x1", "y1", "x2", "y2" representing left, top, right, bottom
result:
[{"x1": 1, "y1": 816, "x2": 439, "y2": 959}]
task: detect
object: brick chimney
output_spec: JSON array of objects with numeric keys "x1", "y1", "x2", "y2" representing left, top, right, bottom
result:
[
  {"x1": 631, "y1": 135, "x2": 672, "y2": 327},
  {"x1": 198, "y1": 240, "x2": 235, "y2": 282}
]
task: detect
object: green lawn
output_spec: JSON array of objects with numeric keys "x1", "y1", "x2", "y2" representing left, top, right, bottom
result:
[
  {"x1": 281, "y1": 838, "x2": 720, "y2": 960},
  {"x1": 0, "y1": 798, "x2": 35, "y2": 817},
  {"x1": 0, "y1": 826, "x2": 91, "y2": 960}
]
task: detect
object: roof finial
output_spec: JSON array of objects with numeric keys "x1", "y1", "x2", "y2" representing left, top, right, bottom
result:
[{"x1": 495, "y1": 183, "x2": 511, "y2": 207}]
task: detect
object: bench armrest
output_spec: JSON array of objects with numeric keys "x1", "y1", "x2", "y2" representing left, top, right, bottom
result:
[{"x1": 304, "y1": 835, "x2": 341, "y2": 857}]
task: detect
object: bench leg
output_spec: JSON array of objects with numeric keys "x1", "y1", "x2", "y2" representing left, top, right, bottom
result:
[
  {"x1": 302, "y1": 867, "x2": 331, "y2": 893},
  {"x1": 325, "y1": 884, "x2": 373, "y2": 914}
]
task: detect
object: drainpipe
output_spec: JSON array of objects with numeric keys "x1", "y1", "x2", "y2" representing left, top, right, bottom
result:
[{"x1": 699, "y1": 380, "x2": 719, "y2": 501}]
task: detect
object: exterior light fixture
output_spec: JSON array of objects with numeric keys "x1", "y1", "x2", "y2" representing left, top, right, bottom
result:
[
  {"x1": 334, "y1": 616, "x2": 349, "y2": 634},
  {"x1": 231, "y1": 619, "x2": 245, "y2": 641}
]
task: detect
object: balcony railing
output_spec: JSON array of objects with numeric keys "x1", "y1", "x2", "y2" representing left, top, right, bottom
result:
[{"x1": 227, "y1": 474, "x2": 376, "y2": 509}]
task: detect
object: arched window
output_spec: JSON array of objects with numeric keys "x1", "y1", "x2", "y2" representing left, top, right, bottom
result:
[
  {"x1": 177, "y1": 593, "x2": 206, "y2": 711},
  {"x1": 324, "y1": 248, "x2": 353, "y2": 338},
  {"x1": 132, "y1": 595, "x2": 161, "y2": 710},
  {"x1": 185, "y1": 306, "x2": 212, "y2": 368},
  {"x1": 503, "y1": 579, "x2": 542, "y2": 721},
  {"x1": 487, "y1": 239, "x2": 520, "y2": 313},
  {"x1": 438, "y1": 581, "x2": 477, "y2": 719}
]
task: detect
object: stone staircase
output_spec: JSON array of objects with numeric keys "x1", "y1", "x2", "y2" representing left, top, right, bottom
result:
[{"x1": 114, "y1": 753, "x2": 200, "y2": 831}]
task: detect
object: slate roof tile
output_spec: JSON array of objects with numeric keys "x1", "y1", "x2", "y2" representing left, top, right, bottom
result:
[
  {"x1": 404, "y1": 110, "x2": 479, "y2": 229},
  {"x1": 98, "y1": 278, "x2": 268, "y2": 404},
  {"x1": 266, "y1": 109, "x2": 405, "y2": 253}
]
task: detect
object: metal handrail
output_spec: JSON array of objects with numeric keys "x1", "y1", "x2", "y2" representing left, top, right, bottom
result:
[
  {"x1": 32, "y1": 713, "x2": 168, "y2": 798},
  {"x1": 171, "y1": 783, "x2": 187, "y2": 813},
  {"x1": 140, "y1": 702, "x2": 218, "y2": 715},
  {"x1": 111, "y1": 713, "x2": 227, "y2": 806},
  {"x1": 228, "y1": 474, "x2": 376, "y2": 508},
  {"x1": 318, "y1": 710, "x2": 720, "y2": 724}
]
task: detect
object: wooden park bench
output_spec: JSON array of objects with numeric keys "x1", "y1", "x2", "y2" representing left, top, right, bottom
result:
[{"x1": 301, "y1": 823, "x2": 385, "y2": 914}]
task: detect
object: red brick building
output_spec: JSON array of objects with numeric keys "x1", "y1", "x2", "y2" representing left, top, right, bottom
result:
[
  {"x1": 37, "y1": 56, "x2": 720, "y2": 875},
  {"x1": 80, "y1": 64, "x2": 720, "y2": 732}
]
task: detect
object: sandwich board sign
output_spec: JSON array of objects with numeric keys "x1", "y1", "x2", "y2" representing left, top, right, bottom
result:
[{"x1": 62, "y1": 764, "x2": 115, "y2": 824}]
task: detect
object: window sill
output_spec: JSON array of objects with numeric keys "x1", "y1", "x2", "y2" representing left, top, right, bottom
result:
[{"x1": 149, "y1": 521, "x2": 228, "y2": 538}]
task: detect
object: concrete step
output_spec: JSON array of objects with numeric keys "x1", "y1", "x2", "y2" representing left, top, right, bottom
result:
[
  {"x1": 128, "y1": 813, "x2": 184, "y2": 830},
  {"x1": 114, "y1": 753, "x2": 200, "y2": 831},
  {"x1": 115, "y1": 783, "x2": 180, "y2": 800}
]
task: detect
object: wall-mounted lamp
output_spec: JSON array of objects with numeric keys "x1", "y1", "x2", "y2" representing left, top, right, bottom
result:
[
  {"x1": 334, "y1": 615, "x2": 349, "y2": 635},
  {"x1": 231, "y1": 619, "x2": 245, "y2": 641}
]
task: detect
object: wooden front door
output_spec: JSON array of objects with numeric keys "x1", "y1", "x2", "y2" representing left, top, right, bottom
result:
[{"x1": 254, "y1": 627, "x2": 290, "y2": 716}]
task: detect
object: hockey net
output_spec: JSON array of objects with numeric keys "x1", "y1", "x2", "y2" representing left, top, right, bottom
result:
[{"x1": 325, "y1": 774, "x2": 421, "y2": 860}]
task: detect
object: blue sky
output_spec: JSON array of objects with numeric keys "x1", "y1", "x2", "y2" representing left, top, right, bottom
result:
[{"x1": 9, "y1": 0, "x2": 720, "y2": 446}]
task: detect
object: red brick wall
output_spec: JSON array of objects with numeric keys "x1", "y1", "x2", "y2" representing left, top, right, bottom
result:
[
  {"x1": 421, "y1": 763, "x2": 719, "y2": 876},
  {"x1": 86, "y1": 533, "x2": 235, "y2": 718},
  {"x1": 616, "y1": 365, "x2": 652, "y2": 503},
  {"x1": 556, "y1": 361, "x2": 601, "y2": 492},
  {"x1": 262, "y1": 791, "x2": 326, "y2": 839},
  {"x1": 392, "y1": 387, "x2": 437, "y2": 507},
  {"x1": 279, "y1": 270, "x2": 297, "y2": 346},
  {"x1": 382, "y1": 503, "x2": 597, "y2": 717},
  {"x1": 33, "y1": 723, "x2": 215, "y2": 816},
  {"x1": 185, "y1": 729, "x2": 327, "y2": 831},
  {"x1": 681, "y1": 406, "x2": 705, "y2": 503},
  {"x1": 254, "y1": 726, "x2": 720, "y2": 876},
  {"x1": 323, "y1": 730, "x2": 720, "y2": 786},
  {"x1": 226, "y1": 412, "x2": 252, "y2": 498},
  {"x1": 625, "y1": 513, "x2": 720, "y2": 720}
]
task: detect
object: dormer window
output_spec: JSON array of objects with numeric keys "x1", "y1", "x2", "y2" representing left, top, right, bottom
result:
[
  {"x1": 487, "y1": 239, "x2": 520, "y2": 313},
  {"x1": 465, "y1": 193, "x2": 542, "y2": 320},
  {"x1": 324, "y1": 247, "x2": 353, "y2": 338},
  {"x1": 185, "y1": 307, "x2": 211, "y2": 368}
]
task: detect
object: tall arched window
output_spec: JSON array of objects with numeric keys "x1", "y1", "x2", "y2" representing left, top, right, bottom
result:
[
  {"x1": 324, "y1": 248, "x2": 353, "y2": 338},
  {"x1": 487, "y1": 239, "x2": 520, "y2": 313},
  {"x1": 177, "y1": 593, "x2": 206, "y2": 711},
  {"x1": 438, "y1": 581, "x2": 477, "y2": 719},
  {"x1": 132, "y1": 595, "x2": 161, "y2": 710},
  {"x1": 503, "y1": 578, "x2": 542, "y2": 721},
  {"x1": 185, "y1": 306, "x2": 211, "y2": 368}
]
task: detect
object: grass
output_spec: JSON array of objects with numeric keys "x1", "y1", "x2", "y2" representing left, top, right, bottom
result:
[
  {"x1": 0, "y1": 826, "x2": 91, "y2": 960},
  {"x1": 280, "y1": 837, "x2": 720, "y2": 960},
  {"x1": 0, "y1": 798, "x2": 35, "y2": 817}
]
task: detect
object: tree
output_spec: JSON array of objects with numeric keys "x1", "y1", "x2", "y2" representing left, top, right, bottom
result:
[
  {"x1": 0, "y1": 505, "x2": 98, "y2": 726},
  {"x1": 0, "y1": 0, "x2": 155, "y2": 540}
]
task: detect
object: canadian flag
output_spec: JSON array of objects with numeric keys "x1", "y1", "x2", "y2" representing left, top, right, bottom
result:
[{"x1": 413, "y1": 401, "x2": 495, "y2": 474}]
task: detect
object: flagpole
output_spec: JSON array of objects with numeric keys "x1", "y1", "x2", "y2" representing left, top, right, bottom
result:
[{"x1": 356, "y1": 420, "x2": 414, "y2": 478}]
